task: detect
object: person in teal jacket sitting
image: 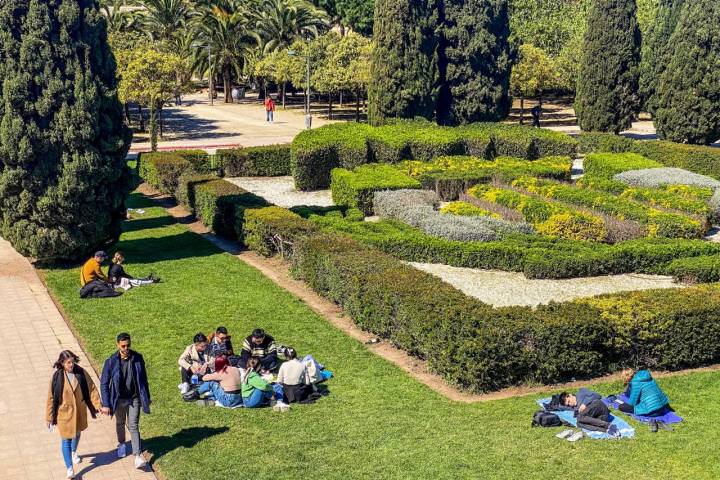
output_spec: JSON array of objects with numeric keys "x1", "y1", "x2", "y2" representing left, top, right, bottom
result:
[
  {"x1": 241, "y1": 357, "x2": 284, "y2": 408},
  {"x1": 620, "y1": 369, "x2": 671, "y2": 417}
]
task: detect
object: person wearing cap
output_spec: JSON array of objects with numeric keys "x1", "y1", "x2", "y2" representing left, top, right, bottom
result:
[{"x1": 80, "y1": 251, "x2": 110, "y2": 286}]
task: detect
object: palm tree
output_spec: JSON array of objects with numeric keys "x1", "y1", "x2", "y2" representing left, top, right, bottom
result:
[
  {"x1": 192, "y1": 0, "x2": 261, "y2": 103},
  {"x1": 139, "y1": 0, "x2": 194, "y2": 42},
  {"x1": 99, "y1": 0, "x2": 142, "y2": 34},
  {"x1": 255, "y1": 0, "x2": 329, "y2": 55}
]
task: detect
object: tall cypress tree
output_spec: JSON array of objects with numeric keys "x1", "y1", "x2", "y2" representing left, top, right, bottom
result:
[
  {"x1": 437, "y1": 0, "x2": 513, "y2": 125},
  {"x1": 367, "y1": 0, "x2": 438, "y2": 125},
  {"x1": 654, "y1": 0, "x2": 720, "y2": 145},
  {"x1": 638, "y1": 0, "x2": 684, "y2": 115},
  {"x1": 575, "y1": 0, "x2": 641, "y2": 133},
  {"x1": 0, "y1": 0, "x2": 132, "y2": 263}
]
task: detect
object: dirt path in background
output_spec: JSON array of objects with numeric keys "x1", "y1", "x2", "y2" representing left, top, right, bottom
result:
[{"x1": 137, "y1": 184, "x2": 720, "y2": 402}]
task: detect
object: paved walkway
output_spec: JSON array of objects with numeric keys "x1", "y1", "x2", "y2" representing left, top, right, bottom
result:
[
  {"x1": 0, "y1": 238, "x2": 156, "y2": 480},
  {"x1": 129, "y1": 92, "x2": 337, "y2": 152}
]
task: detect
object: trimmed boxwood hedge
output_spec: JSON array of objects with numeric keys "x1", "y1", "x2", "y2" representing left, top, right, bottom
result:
[
  {"x1": 330, "y1": 164, "x2": 421, "y2": 214},
  {"x1": 663, "y1": 255, "x2": 720, "y2": 284},
  {"x1": 243, "y1": 206, "x2": 319, "y2": 257},
  {"x1": 217, "y1": 144, "x2": 291, "y2": 177},
  {"x1": 291, "y1": 121, "x2": 579, "y2": 190},
  {"x1": 194, "y1": 179, "x2": 268, "y2": 240},
  {"x1": 175, "y1": 172, "x2": 218, "y2": 213},
  {"x1": 139, "y1": 149, "x2": 212, "y2": 194}
]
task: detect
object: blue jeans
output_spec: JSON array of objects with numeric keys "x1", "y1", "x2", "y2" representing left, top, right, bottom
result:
[
  {"x1": 243, "y1": 384, "x2": 284, "y2": 408},
  {"x1": 198, "y1": 381, "x2": 243, "y2": 408},
  {"x1": 266, "y1": 110, "x2": 273, "y2": 122},
  {"x1": 61, "y1": 433, "x2": 80, "y2": 468}
]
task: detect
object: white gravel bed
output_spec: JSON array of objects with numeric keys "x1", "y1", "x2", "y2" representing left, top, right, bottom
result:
[
  {"x1": 408, "y1": 262, "x2": 684, "y2": 307},
  {"x1": 571, "y1": 157, "x2": 584, "y2": 180},
  {"x1": 226, "y1": 176, "x2": 334, "y2": 207}
]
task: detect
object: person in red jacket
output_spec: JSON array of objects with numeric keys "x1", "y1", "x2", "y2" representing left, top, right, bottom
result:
[{"x1": 264, "y1": 95, "x2": 275, "y2": 122}]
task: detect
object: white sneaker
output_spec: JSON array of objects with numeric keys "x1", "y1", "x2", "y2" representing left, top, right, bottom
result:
[
  {"x1": 178, "y1": 382, "x2": 190, "y2": 394},
  {"x1": 134, "y1": 454, "x2": 147, "y2": 469},
  {"x1": 273, "y1": 400, "x2": 289, "y2": 412},
  {"x1": 71, "y1": 452, "x2": 81, "y2": 464},
  {"x1": 66, "y1": 467, "x2": 75, "y2": 479},
  {"x1": 117, "y1": 443, "x2": 127, "y2": 458}
]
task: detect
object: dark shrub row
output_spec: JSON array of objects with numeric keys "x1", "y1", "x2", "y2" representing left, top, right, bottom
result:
[
  {"x1": 243, "y1": 207, "x2": 319, "y2": 257},
  {"x1": 579, "y1": 133, "x2": 720, "y2": 180},
  {"x1": 194, "y1": 179, "x2": 268, "y2": 240},
  {"x1": 291, "y1": 121, "x2": 578, "y2": 190},
  {"x1": 138, "y1": 150, "x2": 212, "y2": 194},
  {"x1": 330, "y1": 164, "x2": 421, "y2": 214},
  {"x1": 217, "y1": 144, "x2": 291, "y2": 177}
]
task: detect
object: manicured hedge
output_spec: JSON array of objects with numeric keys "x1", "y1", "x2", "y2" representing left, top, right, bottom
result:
[
  {"x1": 173, "y1": 150, "x2": 213, "y2": 173},
  {"x1": 217, "y1": 144, "x2": 291, "y2": 177},
  {"x1": 291, "y1": 233, "x2": 613, "y2": 391},
  {"x1": 513, "y1": 177, "x2": 707, "y2": 239},
  {"x1": 175, "y1": 172, "x2": 218, "y2": 213},
  {"x1": 287, "y1": 230, "x2": 720, "y2": 390},
  {"x1": 139, "y1": 152, "x2": 191, "y2": 194},
  {"x1": 583, "y1": 152, "x2": 662, "y2": 179},
  {"x1": 290, "y1": 121, "x2": 578, "y2": 190},
  {"x1": 243, "y1": 207, "x2": 319, "y2": 256},
  {"x1": 663, "y1": 255, "x2": 720, "y2": 284},
  {"x1": 440, "y1": 201, "x2": 500, "y2": 219},
  {"x1": 194, "y1": 179, "x2": 268, "y2": 240},
  {"x1": 330, "y1": 164, "x2": 421, "y2": 215},
  {"x1": 578, "y1": 133, "x2": 720, "y2": 181},
  {"x1": 309, "y1": 213, "x2": 720, "y2": 279}
]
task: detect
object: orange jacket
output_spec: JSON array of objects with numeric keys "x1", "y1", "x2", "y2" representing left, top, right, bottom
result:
[
  {"x1": 264, "y1": 98, "x2": 275, "y2": 111},
  {"x1": 80, "y1": 258, "x2": 108, "y2": 286}
]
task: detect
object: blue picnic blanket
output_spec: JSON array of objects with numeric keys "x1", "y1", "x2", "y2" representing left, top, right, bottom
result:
[
  {"x1": 603, "y1": 394, "x2": 683, "y2": 424},
  {"x1": 537, "y1": 398, "x2": 635, "y2": 439}
]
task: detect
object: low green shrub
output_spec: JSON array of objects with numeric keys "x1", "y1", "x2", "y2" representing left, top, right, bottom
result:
[
  {"x1": 139, "y1": 152, "x2": 191, "y2": 194},
  {"x1": 632, "y1": 141, "x2": 720, "y2": 180},
  {"x1": 440, "y1": 201, "x2": 501, "y2": 219},
  {"x1": 194, "y1": 179, "x2": 268, "y2": 240},
  {"x1": 578, "y1": 132, "x2": 635, "y2": 154},
  {"x1": 173, "y1": 150, "x2": 212, "y2": 173},
  {"x1": 291, "y1": 122, "x2": 578, "y2": 191},
  {"x1": 513, "y1": 177, "x2": 707, "y2": 239},
  {"x1": 217, "y1": 144, "x2": 291, "y2": 177},
  {"x1": 310, "y1": 213, "x2": 720, "y2": 279},
  {"x1": 662, "y1": 255, "x2": 720, "y2": 284},
  {"x1": 243, "y1": 206, "x2": 319, "y2": 256},
  {"x1": 583, "y1": 152, "x2": 663, "y2": 179},
  {"x1": 175, "y1": 172, "x2": 218, "y2": 212},
  {"x1": 330, "y1": 164, "x2": 421, "y2": 215}
]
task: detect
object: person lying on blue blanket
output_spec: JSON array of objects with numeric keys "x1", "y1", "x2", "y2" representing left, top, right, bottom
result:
[
  {"x1": 559, "y1": 388, "x2": 618, "y2": 435},
  {"x1": 619, "y1": 369, "x2": 673, "y2": 417}
]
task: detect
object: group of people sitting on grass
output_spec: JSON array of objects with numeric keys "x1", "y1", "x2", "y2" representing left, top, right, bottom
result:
[
  {"x1": 554, "y1": 368, "x2": 673, "y2": 433},
  {"x1": 79, "y1": 250, "x2": 160, "y2": 298},
  {"x1": 177, "y1": 327, "x2": 328, "y2": 410}
]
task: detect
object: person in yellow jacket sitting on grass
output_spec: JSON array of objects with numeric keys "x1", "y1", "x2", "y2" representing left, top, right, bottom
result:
[{"x1": 79, "y1": 251, "x2": 121, "y2": 298}]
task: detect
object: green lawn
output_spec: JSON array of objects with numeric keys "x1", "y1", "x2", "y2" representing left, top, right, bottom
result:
[{"x1": 43, "y1": 193, "x2": 720, "y2": 480}]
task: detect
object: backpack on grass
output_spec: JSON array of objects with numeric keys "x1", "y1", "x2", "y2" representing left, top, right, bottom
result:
[{"x1": 531, "y1": 410, "x2": 563, "y2": 428}]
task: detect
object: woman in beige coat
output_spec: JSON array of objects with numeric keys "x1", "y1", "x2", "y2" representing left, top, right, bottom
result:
[{"x1": 45, "y1": 350, "x2": 102, "y2": 479}]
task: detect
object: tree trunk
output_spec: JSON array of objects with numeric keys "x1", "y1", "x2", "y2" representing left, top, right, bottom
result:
[
  {"x1": 149, "y1": 104, "x2": 158, "y2": 152},
  {"x1": 355, "y1": 89, "x2": 360, "y2": 122},
  {"x1": 124, "y1": 103, "x2": 130, "y2": 125},
  {"x1": 520, "y1": 96, "x2": 525, "y2": 125},
  {"x1": 328, "y1": 93, "x2": 333, "y2": 120},
  {"x1": 282, "y1": 82, "x2": 286, "y2": 109},
  {"x1": 339, "y1": 92, "x2": 343, "y2": 108},
  {"x1": 223, "y1": 66, "x2": 232, "y2": 103},
  {"x1": 158, "y1": 102, "x2": 163, "y2": 138},
  {"x1": 138, "y1": 104, "x2": 145, "y2": 131}
]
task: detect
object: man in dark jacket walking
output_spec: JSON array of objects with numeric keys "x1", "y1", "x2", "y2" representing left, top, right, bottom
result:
[{"x1": 100, "y1": 333, "x2": 151, "y2": 469}]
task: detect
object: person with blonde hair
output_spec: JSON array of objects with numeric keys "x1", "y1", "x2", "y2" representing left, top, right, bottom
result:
[
  {"x1": 46, "y1": 350, "x2": 102, "y2": 479},
  {"x1": 108, "y1": 251, "x2": 159, "y2": 291},
  {"x1": 619, "y1": 368, "x2": 672, "y2": 431}
]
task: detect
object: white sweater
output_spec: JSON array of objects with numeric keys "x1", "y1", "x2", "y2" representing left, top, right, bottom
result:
[{"x1": 276, "y1": 359, "x2": 309, "y2": 386}]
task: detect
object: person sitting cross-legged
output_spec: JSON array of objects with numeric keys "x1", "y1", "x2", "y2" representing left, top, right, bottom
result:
[
  {"x1": 178, "y1": 333, "x2": 211, "y2": 395},
  {"x1": 241, "y1": 357, "x2": 284, "y2": 409},
  {"x1": 276, "y1": 347, "x2": 312, "y2": 404},
  {"x1": 618, "y1": 368, "x2": 673, "y2": 432},
  {"x1": 79, "y1": 251, "x2": 121, "y2": 299},
  {"x1": 239, "y1": 328, "x2": 278, "y2": 371},
  {"x1": 108, "y1": 251, "x2": 160, "y2": 291},
  {"x1": 184, "y1": 356, "x2": 243, "y2": 408},
  {"x1": 207, "y1": 326, "x2": 234, "y2": 359}
]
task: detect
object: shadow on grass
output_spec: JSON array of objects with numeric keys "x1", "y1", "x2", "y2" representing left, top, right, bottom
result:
[
  {"x1": 123, "y1": 216, "x2": 178, "y2": 233},
  {"x1": 145, "y1": 426, "x2": 230, "y2": 465},
  {"x1": 116, "y1": 231, "x2": 220, "y2": 264},
  {"x1": 126, "y1": 193, "x2": 157, "y2": 210}
]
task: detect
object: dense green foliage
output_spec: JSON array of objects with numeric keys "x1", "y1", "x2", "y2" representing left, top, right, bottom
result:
[
  {"x1": 174, "y1": 172, "x2": 218, "y2": 214},
  {"x1": 139, "y1": 151, "x2": 212, "y2": 194},
  {"x1": 330, "y1": 164, "x2": 420, "y2": 214},
  {"x1": 654, "y1": 0, "x2": 720, "y2": 145},
  {"x1": 664, "y1": 255, "x2": 720, "y2": 284},
  {"x1": 582, "y1": 152, "x2": 662, "y2": 179},
  {"x1": 580, "y1": 133, "x2": 720, "y2": 181},
  {"x1": 217, "y1": 145, "x2": 292, "y2": 177},
  {"x1": 42, "y1": 195, "x2": 720, "y2": 479},
  {"x1": 310, "y1": 212, "x2": 720, "y2": 279},
  {"x1": 437, "y1": 0, "x2": 513, "y2": 125},
  {"x1": 0, "y1": 0, "x2": 132, "y2": 262},
  {"x1": 367, "y1": 0, "x2": 438, "y2": 124},
  {"x1": 194, "y1": 179, "x2": 269, "y2": 240},
  {"x1": 243, "y1": 206, "x2": 319, "y2": 256},
  {"x1": 639, "y1": 0, "x2": 684, "y2": 114},
  {"x1": 575, "y1": 0, "x2": 641, "y2": 133},
  {"x1": 291, "y1": 122, "x2": 577, "y2": 190}
]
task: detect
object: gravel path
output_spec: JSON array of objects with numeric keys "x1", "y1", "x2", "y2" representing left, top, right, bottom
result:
[
  {"x1": 409, "y1": 262, "x2": 683, "y2": 307},
  {"x1": 225, "y1": 176, "x2": 334, "y2": 207}
]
